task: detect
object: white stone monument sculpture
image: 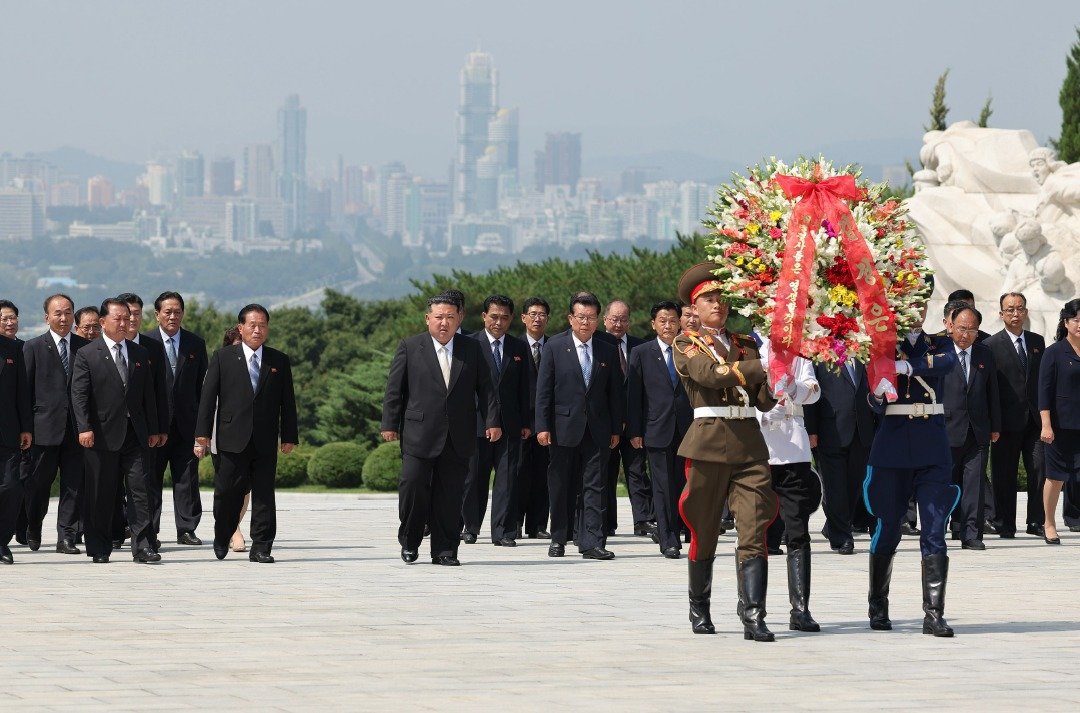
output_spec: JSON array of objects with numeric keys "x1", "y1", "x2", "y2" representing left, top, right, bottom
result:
[{"x1": 906, "y1": 121, "x2": 1080, "y2": 336}]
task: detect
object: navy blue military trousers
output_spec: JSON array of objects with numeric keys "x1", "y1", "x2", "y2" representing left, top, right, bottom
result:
[{"x1": 864, "y1": 462, "x2": 959, "y2": 557}]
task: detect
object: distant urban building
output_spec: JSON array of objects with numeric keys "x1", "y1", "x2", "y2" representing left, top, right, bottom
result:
[
  {"x1": 0, "y1": 155, "x2": 58, "y2": 192},
  {"x1": 378, "y1": 161, "x2": 406, "y2": 220},
  {"x1": 225, "y1": 200, "x2": 259, "y2": 242},
  {"x1": 487, "y1": 107, "x2": 519, "y2": 175},
  {"x1": 146, "y1": 162, "x2": 175, "y2": 207},
  {"x1": 243, "y1": 144, "x2": 275, "y2": 201},
  {"x1": 384, "y1": 172, "x2": 411, "y2": 239},
  {"x1": 404, "y1": 179, "x2": 451, "y2": 247},
  {"x1": 620, "y1": 167, "x2": 662, "y2": 196},
  {"x1": 535, "y1": 132, "x2": 581, "y2": 192},
  {"x1": 454, "y1": 50, "x2": 499, "y2": 216},
  {"x1": 0, "y1": 188, "x2": 46, "y2": 240},
  {"x1": 50, "y1": 179, "x2": 82, "y2": 207},
  {"x1": 68, "y1": 221, "x2": 136, "y2": 242},
  {"x1": 277, "y1": 94, "x2": 307, "y2": 236},
  {"x1": 210, "y1": 157, "x2": 236, "y2": 196},
  {"x1": 679, "y1": 181, "x2": 712, "y2": 236},
  {"x1": 448, "y1": 215, "x2": 513, "y2": 253},
  {"x1": 176, "y1": 151, "x2": 205, "y2": 202},
  {"x1": 86, "y1": 175, "x2": 115, "y2": 209}
]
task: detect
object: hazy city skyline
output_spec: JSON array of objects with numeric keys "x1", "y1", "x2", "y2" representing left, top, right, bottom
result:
[{"x1": 2, "y1": 1, "x2": 1077, "y2": 177}]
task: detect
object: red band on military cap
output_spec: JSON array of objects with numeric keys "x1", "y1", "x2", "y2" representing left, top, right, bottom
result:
[{"x1": 690, "y1": 280, "x2": 724, "y2": 303}]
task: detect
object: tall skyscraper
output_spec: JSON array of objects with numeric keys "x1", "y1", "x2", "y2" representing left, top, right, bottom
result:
[
  {"x1": 487, "y1": 107, "x2": 519, "y2": 175},
  {"x1": 454, "y1": 50, "x2": 498, "y2": 216},
  {"x1": 0, "y1": 189, "x2": 45, "y2": 240},
  {"x1": 146, "y1": 162, "x2": 174, "y2": 207},
  {"x1": 175, "y1": 151, "x2": 205, "y2": 202},
  {"x1": 534, "y1": 132, "x2": 582, "y2": 192},
  {"x1": 210, "y1": 157, "x2": 236, "y2": 196},
  {"x1": 86, "y1": 175, "x2": 115, "y2": 208},
  {"x1": 243, "y1": 144, "x2": 275, "y2": 200},
  {"x1": 277, "y1": 94, "x2": 307, "y2": 236}
]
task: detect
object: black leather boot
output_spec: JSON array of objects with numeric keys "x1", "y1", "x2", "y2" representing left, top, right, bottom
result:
[
  {"x1": 688, "y1": 557, "x2": 716, "y2": 634},
  {"x1": 868, "y1": 552, "x2": 894, "y2": 630},
  {"x1": 787, "y1": 545, "x2": 820, "y2": 632},
  {"x1": 738, "y1": 556, "x2": 775, "y2": 642},
  {"x1": 921, "y1": 553, "x2": 954, "y2": 637}
]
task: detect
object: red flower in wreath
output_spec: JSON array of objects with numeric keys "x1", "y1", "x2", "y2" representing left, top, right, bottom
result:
[
  {"x1": 824, "y1": 256, "x2": 856, "y2": 288},
  {"x1": 816, "y1": 314, "x2": 860, "y2": 338}
]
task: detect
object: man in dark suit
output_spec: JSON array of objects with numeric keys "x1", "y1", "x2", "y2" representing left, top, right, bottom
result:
[
  {"x1": 70, "y1": 298, "x2": 161, "y2": 564},
  {"x1": 986, "y1": 291, "x2": 1046, "y2": 537},
  {"x1": 627, "y1": 300, "x2": 692, "y2": 558},
  {"x1": 381, "y1": 293, "x2": 501, "y2": 566},
  {"x1": 945, "y1": 289, "x2": 991, "y2": 343},
  {"x1": 20, "y1": 294, "x2": 89, "y2": 554},
  {"x1": 601, "y1": 299, "x2": 653, "y2": 537},
  {"x1": 0, "y1": 332, "x2": 33, "y2": 564},
  {"x1": 942, "y1": 305, "x2": 1001, "y2": 550},
  {"x1": 142, "y1": 292, "x2": 208, "y2": 546},
  {"x1": 517, "y1": 297, "x2": 551, "y2": 539},
  {"x1": 74, "y1": 306, "x2": 101, "y2": 341},
  {"x1": 460, "y1": 295, "x2": 531, "y2": 547},
  {"x1": 535, "y1": 292, "x2": 623, "y2": 560},
  {"x1": 195, "y1": 304, "x2": 298, "y2": 564},
  {"x1": 0, "y1": 300, "x2": 20, "y2": 342},
  {"x1": 805, "y1": 358, "x2": 875, "y2": 555}
]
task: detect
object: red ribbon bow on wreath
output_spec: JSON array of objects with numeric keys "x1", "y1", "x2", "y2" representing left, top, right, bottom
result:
[{"x1": 769, "y1": 173, "x2": 898, "y2": 400}]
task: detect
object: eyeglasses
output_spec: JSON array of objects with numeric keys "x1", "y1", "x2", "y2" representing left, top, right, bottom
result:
[
  {"x1": 605, "y1": 317, "x2": 629, "y2": 325},
  {"x1": 1001, "y1": 307, "x2": 1027, "y2": 314},
  {"x1": 0, "y1": 316, "x2": 18, "y2": 323},
  {"x1": 524, "y1": 312, "x2": 548, "y2": 320},
  {"x1": 570, "y1": 314, "x2": 598, "y2": 323},
  {"x1": 953, "y1": 327, "x2": 979, "y2": 336}
]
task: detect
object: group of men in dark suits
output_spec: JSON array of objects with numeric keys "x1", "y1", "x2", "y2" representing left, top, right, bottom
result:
[{"x1": 0, "y1": 292, "x2": 297, "y2": 565}]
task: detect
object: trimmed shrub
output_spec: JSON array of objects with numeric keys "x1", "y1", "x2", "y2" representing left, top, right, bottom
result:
[
  {"x1": 308, "y1": 442, "x2": 368, "y2": 488},
  {"x1": 276, "y1": 444, "x2": 314, "y2": 488},
  {"x1": 362, "y1": 441, "x2": 402, "y2": 492},
  {"x1": 198, "y1": 455, "x2": 216, "y2": 487}
]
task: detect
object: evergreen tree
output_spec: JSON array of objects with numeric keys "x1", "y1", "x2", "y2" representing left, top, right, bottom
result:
[
  {"x1": 1054, "y1": 27, "x2": 1080, "y2": 163},
  {"x1": 924, "y1": 69, "x2": 950, "y2": 132},
  {"x1": 978, "y1": 94, "x2": 993, "y2": 128}
]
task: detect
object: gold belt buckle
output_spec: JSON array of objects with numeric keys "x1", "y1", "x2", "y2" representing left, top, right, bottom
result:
[{"x1": 909, "y1": 402, "x2": 926, "y2": 420}]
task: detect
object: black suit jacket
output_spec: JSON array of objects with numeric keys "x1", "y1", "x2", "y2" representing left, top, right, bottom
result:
[
  {"x1": 23, "y1": 331, "x2": 89, "y2": 446},
  {"x1": 520, "y1": 333, "x2": 546, "y2": 417},
  {"x1": 985, "y1": 328, "x2": 1044, "y2": 432},
  {"x1": 70, "y1": 338, "x2": 159, "y2": 451},
  {"x1": 804, "y1": 361, "x2": 875, "y2": 448},
  {"x1": 534, "y1": 332, "x2": 623, "y2": 447},
  {"x1": 196, "y1": 344, "x2": 298, "y2": 455},
  {"x1": 471, "y1": 331, "x2": 531, "y2": 437},
  {"x1": 381, "y1": 333, "x2": 500, "y2": 460},
  {"x1": 133, "y1": 334, "x2": 170, "y2": 437},
  {"x1": 141, "y1": 328, "x2": 208, "y2": 439},
  {"x1": 626, "y1": 339, "x2": 691, "y2": 449},
  {"x1": 0, "y1": 335, "x2": 32, "y2": 449},
  {"x1": 943, "y1": 342, "x2": 1002, "y2": 447}
]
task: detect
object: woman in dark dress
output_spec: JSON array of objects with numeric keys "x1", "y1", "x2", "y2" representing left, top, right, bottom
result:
[{"x1": 1038, "y1": 298, "x2": 1080, "y2": 544}]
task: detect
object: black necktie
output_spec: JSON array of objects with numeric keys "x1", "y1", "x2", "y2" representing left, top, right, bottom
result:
[
  {"x1": 532, "y1": 341, "x2": 540, "y2": 367},
  {"x1": 492, "y1": 339, "x2": 502, "y2": 372},
  {"x1": 959, "y1": 350, "x2": 969, "y2": 385},
  {"x1": 1016, "y1": 337, "x2": 1028, "y2": 373},
  {"x1": 59, "y1": 337, "x2": 70, "y2": 377},
  {"x1": 619, "y1": 340, "x2": 627, "y2": 374}
]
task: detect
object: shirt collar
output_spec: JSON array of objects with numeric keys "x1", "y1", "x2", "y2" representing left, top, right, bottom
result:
[
  {"x1": 241, "y1": 342, "x2": 263, "y2": 362},
  {"x1": 49, "y1": 330, "x2": 69, "y2": 347},
  {"x1": 657, "y1": 336, "x2": 672, "y2": 351},
  {"x1": 431, "y1": 335, "x2": 453, "y2": 355},
  {"x1": 102, "y1": 333, "x2": 125, "y2": 353},
  {"x1": 485, "y1": 330, "x2": 502, "y2": 346},
  {"x1": 527, "y1": 334, "x2": 544, "y2": 348},
  {"x1": 160, "y1": 327, "x2": 180, "y2": 347},
  {"x1": 572, "y1": 334, "x2": 592, "y2": 350}
]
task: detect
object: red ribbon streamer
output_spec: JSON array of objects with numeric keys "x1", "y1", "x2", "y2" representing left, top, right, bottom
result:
[{"x1": 769, "y1": 173, "x2": 897, "y2": 394}]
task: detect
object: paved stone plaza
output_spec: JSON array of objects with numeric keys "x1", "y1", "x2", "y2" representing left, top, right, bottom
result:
[{"x1": 1, "y1": 492, "x2": 1078, "y2": 711}]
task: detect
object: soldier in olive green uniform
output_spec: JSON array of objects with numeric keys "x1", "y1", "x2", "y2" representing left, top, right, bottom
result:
[{"x1": 674, "y1": 262, "x2": 779, "y2": 641}]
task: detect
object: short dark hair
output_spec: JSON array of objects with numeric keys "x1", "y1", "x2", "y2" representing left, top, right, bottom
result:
[
  {"x1": 154, "y1": 291, "x2": 185, "y2": 312},
  {"x1": 483, "y1": 294, "x2": 514, "y2": 314},
  {"x1": 569, "y1": 291, "x2": 601, "y2": 315},
  {"x1": 441, "y1": 289, "x2": 465, "y2": 310},
  {"x1": 1055, "y1": 298, "x2": 1080, "y2": 342},
  {"x1": 42, "y1": 293, "x2": 74, "y2": 313},
  {"x1": 223, "y1": 325, "x2": 241, "y2": 347},
  {"x1": 237, "y1": 303, "x2": 270, "y2": 324},
  {"x1": 74, "y1": 306, "x2": 99, "y2": 325},
  {"x1": 651, "y1": 300, "x2": 681, "y2": 320},
  {"x1": 99, "y1": 297, "x2": 131, "y2": 317},
  {"x1": 521, "y1": 297, "x2": 550, "y2": 315},
  {"x1": 427, "y1": 294, "x2": 461, "y2": 312},
  {"x1": 0, "y1": 299, "x2": 18, "y2": 316},
  {"x1": 999, "y1": 292, "x2": 1027, "y2": 309},
  {"x1": 116, "y1": 292, "x2": 144, "y2": 308},
  {"x1": 947, "y1": 289, "x2": 974, "y2": 303},
  {"x1": 950, "y1": 305, "x2": 982, "y2": 326},
  {"x1": 678, "y1": 301, "x2": 693, "y2": 315},
  {"x1": 943, "y1": 299, "x2": 968, "y2": 319}
]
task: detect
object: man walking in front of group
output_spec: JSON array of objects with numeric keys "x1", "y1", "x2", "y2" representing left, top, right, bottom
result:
[{"x1": 0, "y1": 331, "x2": 32, "y2": 565}]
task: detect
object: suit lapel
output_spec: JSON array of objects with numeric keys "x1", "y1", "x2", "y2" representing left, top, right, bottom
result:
[
  {"x1": 255, "y1": 349, "x2": 270, "y2": 395},
  {"x1": 171, "y1": 331, "x2": 186, "y2": 383},
  {"x1": 446, "y1": 335, "x2": 464, "y2": 392},
  {"x1": 99, "y1": 340, "x2": 127, "y2": 393}
]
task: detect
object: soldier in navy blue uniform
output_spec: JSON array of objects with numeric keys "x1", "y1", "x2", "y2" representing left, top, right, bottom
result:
[{"x1": 863, "y1": 293, "x2": 961, "y2": 638}]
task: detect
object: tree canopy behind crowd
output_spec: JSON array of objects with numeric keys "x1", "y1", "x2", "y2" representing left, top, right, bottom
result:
[{"x1": 179, "y1": 234, "x2": 716, "y2": 451}]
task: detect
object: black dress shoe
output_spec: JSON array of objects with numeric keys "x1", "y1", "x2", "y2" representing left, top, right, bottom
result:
[
  {"x1": 662, "y1": 546, "x2": 681, "y2": 559},
  {"x1": 213, "y1": 544, "x2": 228, "y2": 560},
  {"x1": 1070, "y1": 525, "x2": 1080, "y2": 533},
  {"x1": 461, "y1": 532, "x2": 477, "y2": 544},
  {"x1": 961, "y1": 539, "x2": 986, "y2": 551},
  {"x1": 75, "y1": 534, "x2": 84, "y2": 545},
  {"x1": 548, "y1": 543, "x2": 565, "y2": 558},
  {"x1": 133, "y1": 548, "x2": 162, "y2": 563},
  {"x1": 152, "y1": 538, "x2": 162, "y2": 550},
  {"x1": 177, "y1": 532, "x2": 202, "y2": 546},
  {"x1": 999, "y1": 531, "x2": 1015, "y2": 539},
  {"x1": 536, "y1": 530, "x2": 551, "y2": 539},
  {"x1": 112, "y1": 539, "x2": 125, "y2": 549},
  {"x1": 983, "y1": 519, "x2": 1000, "y2": 535},
  {"x1": 0, "y1": 545, "x2": 13, "y2": 564},
  {"x1": 56, "y1": 538, "x2": 81, "y2": 555},
  {"x1": 431, "y1": 555, "x2": 460, "y2": 566},
  {"x1": 249, "y1": 551, "x2": 275, "y2": 563},
  {"x1": 27, "y1": 538, "x2": 41, "y2": 552},
  {"x1": 400, "y1": 548, "x2": 418, "y2": 563},
  {"x1": 633, "y1": 522, "x2": 657, "y2": 537},
  {"x1": 493, "y1": 537, "x2": 517, "y2": 547},
  {"x1": 719, "y1": 517, "x2": 735, "y2": 532},
  {"x1": 900, "y1": 523, "x2": 920, "y2": 536},
  {"x1": 836, "y1": 540, "x2": 855, "y2": 555},
  {"x1": 767, "y1": 545, "x2": 784, "y2": 555},
  {"x1": 604, "y1": 528, "x2": 617, "y2": 537},
  {"x1": 92, "y1": 555, "x2": 109, "y2": 564},
  {"x1": 1026, "y1": 524, "x2": 1045, "y2": 536},
  {"x1": 581, "y1": 547, "x2": 615, "y2": 560}
]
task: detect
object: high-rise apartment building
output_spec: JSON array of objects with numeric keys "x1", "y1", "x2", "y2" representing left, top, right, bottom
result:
[
  {"x1": 243, "y1": 144, "x2": 275, "y2": 200},
  {"x1": 176, "y1": 151, "x2": 205, "y2": 202},
  {"x1": 210, "y1": 157, "x2": 236, "y2": 196},
  {"x1": 0, "y1": 189, "x2": 46, "y2": 240},
  {"x1": 679, "y1": 181, "x2": 712, "y2": 236},
  {"x1": 534, "y1": 132, "x2": 582, "y2": 192},
  {"x1": 146, "y1": 162, "x2": 174, "y2": 207},
  {"x1": 277, "y1": 94, "x2": 307, "y2": 236},
  {"x1": 454, "y1": 50, "x2": 498, "y2": 216},
  {"x1": 87, "y1": 175, "x2": 115, "y2": 209}
]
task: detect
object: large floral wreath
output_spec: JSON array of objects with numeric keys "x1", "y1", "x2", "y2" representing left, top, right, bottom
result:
[{"x1": 702, "y1": 157, "x2": 932, "y2": 394}]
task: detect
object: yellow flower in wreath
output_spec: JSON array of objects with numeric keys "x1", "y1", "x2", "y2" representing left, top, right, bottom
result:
[
  {"x1": 769, "y1": 211, "x2": 782, "y2": 223},
  {"x1": 746, "y1": 223, "x2": 760, "y2": 235},
  {"x1": 828, "y1": 284, "x2": 859, "y2": 307}
]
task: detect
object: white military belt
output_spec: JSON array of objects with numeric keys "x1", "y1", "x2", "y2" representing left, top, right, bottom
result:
[
  {"x1": 884, "y1": 403, "x2": 944, "y2": 418},
  {"x1": 694, "y1": 406, "x2": 757, "y2": 420}
]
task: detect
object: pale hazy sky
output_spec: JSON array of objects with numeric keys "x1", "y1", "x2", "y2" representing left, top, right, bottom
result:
[{"x1": 2, "y1": 1, "x2": 1076, "y2": 175}]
